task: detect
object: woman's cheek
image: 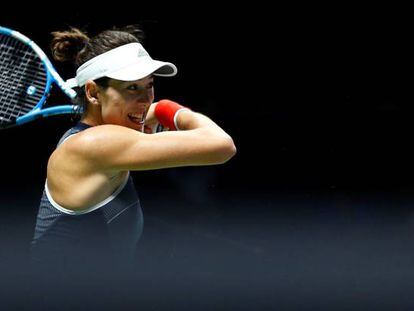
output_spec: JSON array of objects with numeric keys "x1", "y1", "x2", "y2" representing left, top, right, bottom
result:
[{"x1": 101, "y1": 105, "x2": 124, "y2": 125}]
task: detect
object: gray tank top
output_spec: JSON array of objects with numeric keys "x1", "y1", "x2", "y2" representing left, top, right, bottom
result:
[{"x1": 30, "y1": 122, "x2": 144, "y2": 266}]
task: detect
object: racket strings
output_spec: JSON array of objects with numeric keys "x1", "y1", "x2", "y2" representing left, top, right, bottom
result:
[
  {"x1": 0, "y1": 34, "x2": 47, "y2": 125},
  {"x1": 1, "y1": 39, "x2": 47, "y2": 114}
]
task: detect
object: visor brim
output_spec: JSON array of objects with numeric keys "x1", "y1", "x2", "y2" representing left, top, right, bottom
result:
[{"x1": 106, "y1": 59, "x2": 177, "y2": 81}]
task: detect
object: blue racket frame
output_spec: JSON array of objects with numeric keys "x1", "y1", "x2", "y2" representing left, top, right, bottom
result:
[{"x1": 0, "y1": 26, "x2": 78, "y2": 126}]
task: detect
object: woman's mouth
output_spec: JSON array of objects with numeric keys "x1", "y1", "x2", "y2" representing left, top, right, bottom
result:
[{"x1": 127, "y1": 113, "x2": 145, "y2": 125}]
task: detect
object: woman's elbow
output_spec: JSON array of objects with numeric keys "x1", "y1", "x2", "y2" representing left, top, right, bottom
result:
[{"x1": 215, "y1": 136, "x2": 237, "y2": 164}]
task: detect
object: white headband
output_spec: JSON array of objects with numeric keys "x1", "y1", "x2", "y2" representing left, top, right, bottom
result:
[{"x1": 66, "y1": 43, "x2": 177, "y2": 88}]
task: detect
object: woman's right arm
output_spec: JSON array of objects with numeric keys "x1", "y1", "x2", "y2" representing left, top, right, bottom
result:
[{"x1": 70, "y1": 109, "x2": 236, "y2": 172}]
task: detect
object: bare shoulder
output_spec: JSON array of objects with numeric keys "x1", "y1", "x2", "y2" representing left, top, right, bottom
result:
[
  {"x1": 63, "y1": 124, "x2": 140, "y2": 155},
  {"x1": 46, "y1": 126, "x2": 133, "y2": 208},
  {"x1": 49, "y1": 125, "x2": 139, "y2": 173},
  {"x1": 71, "y1": 124, "x2": 139, "y2": 144}
]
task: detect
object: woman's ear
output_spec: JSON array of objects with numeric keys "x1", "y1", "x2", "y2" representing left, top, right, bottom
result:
[{"x1": 85, "y1": 80, "x2": 100, "y2": 105}]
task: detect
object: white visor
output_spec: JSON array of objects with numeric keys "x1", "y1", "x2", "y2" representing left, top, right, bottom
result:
[{"x1": 66, "y1": 43, "x2": 177, "y2": 88}]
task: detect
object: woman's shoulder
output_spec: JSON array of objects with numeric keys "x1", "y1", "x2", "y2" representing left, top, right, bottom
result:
[
  {"x1": 69, "y1": 124, "x2": 140, "y2": 152},
  {"x1": 52, "y1": 124, "x2": 141, "y2": 167}
]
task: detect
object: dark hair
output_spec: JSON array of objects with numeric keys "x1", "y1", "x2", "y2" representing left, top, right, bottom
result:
[{"x1": 50, "y1": 25, "x2": 145, "y2": 118}]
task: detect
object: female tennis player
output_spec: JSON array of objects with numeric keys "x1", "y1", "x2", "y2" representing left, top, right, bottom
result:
[{"x1": 29, "y1": 25, "x2": 236, "y2": 269}]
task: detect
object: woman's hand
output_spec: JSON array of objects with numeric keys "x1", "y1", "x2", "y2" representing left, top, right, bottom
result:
[{"x1": 143, "y1": 102, "x2": 162, "y2": 133}]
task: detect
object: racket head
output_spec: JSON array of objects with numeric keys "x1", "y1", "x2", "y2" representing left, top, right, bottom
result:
[
  {"x1": 0, "y1": 26, "x2": 77, "y2": 129},
  {"x1": 0, "y1": 27, "x2": 51, "y2": 128}
]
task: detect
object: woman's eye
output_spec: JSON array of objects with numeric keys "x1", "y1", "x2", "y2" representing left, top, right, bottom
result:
[
  {"x1": 127, "y1": 84, "x2": 139, "y2": 91},
  {"x1": 126, "y1": 81, "x2": 153, "y2": 91}
]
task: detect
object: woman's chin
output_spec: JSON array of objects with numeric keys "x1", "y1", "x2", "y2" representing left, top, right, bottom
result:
[
  {"x1": 132, "y1": 124, "x2": 144, "y2": 132},
  {"x1": 126, "y1": 119, "x2": 145, "y2": 132}
]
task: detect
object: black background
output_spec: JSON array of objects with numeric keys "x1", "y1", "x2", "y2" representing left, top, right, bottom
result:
[{"x1": 1, "y1": 4, "x2": 414, "y2": 310}]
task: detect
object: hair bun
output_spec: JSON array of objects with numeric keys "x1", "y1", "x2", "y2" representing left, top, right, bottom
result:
[{"x1": 50, "y1": 28, "x2": 89, "y2": 63}]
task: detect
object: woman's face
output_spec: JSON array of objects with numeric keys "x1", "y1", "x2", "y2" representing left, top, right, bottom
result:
[{"x1": 98, "y1": 75, "x2": 154, "y2": 131}]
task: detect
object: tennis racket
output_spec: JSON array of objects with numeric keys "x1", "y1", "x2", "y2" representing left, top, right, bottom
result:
[{"x1": 0, "y1": 26, "x2": 79, "y2": 129}]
